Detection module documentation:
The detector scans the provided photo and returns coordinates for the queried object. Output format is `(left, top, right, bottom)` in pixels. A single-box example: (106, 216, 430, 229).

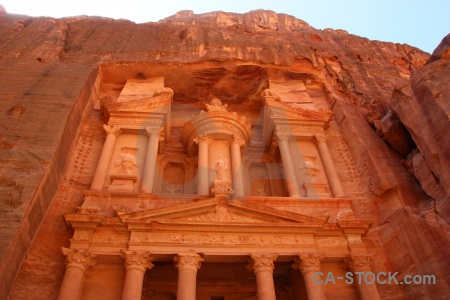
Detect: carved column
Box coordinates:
(230, 135, 245, 197)
(121, 251, 154, 300)
(275, 133, 300, 197)
(57, 248, 97, 300)
(140, 128, 162, 193)
(247, 254, 278, 300)
(91, 124, 122, 191)
(174, 253, 204, 300)
(194, 135, 211, 195)
(185, 157, 197, 194)
(293, 254, 326, 300)
(348, 254, 381, 300)
(314, 134, 345, 197)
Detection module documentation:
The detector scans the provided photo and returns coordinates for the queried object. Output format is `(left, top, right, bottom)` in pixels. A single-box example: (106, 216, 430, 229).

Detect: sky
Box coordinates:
(1, 0, 449, 53)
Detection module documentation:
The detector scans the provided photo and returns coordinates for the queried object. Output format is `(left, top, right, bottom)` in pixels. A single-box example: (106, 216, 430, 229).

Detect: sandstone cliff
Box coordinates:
(0, 9, 448, 299)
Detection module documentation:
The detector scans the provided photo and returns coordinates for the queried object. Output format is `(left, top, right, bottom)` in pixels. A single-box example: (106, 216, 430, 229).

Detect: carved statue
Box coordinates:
(253, 181, 269, 196)
(205, 98, 228, 112)
(215, 159, 230, 181)
(298, 160, 320, 176)
(164, 185, 181, 194)
(115, 153, 138, 175)
(261, 89, 281, 101)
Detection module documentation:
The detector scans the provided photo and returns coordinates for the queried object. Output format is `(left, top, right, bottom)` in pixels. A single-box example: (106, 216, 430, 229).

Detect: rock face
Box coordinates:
(0, 9, 448, 299)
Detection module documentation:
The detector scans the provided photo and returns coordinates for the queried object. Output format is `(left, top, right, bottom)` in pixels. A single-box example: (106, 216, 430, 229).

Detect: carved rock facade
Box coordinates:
(0, 9, 448, 300)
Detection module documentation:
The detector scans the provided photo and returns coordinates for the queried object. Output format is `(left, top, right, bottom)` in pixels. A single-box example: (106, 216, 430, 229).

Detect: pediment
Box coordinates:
(117, 197, 327, 225)
(265, 98, 333, 123)
(105, 88, 173, 113)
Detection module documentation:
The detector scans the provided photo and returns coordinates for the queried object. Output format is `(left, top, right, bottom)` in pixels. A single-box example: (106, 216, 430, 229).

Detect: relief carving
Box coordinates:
(205, 98, 228, 112)
(133, 232, 309, 245)
(261, 89, 281, 101)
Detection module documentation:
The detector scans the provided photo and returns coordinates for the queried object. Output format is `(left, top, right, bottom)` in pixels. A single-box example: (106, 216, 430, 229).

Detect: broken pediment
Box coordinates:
(117, 197, 327, 225)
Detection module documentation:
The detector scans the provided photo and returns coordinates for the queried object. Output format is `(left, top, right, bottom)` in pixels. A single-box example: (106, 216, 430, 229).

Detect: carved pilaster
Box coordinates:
(174, 253, 204, 273)
(61, 247, 97, 271)
(293, 254, 327, 300)
(247, 254, 278, 274)
(293, 253, 323, 274)
(121, 250, 154, 272)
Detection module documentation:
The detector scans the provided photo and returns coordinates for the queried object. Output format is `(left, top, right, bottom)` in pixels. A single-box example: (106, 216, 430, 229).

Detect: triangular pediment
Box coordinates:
(117, 197, 327, 225)
(103, 88, 173, 114)
(265, 98, 333, 122)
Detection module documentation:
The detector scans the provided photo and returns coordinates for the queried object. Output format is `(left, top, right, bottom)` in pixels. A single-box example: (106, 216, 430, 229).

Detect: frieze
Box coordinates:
(130, 232, 314, 245)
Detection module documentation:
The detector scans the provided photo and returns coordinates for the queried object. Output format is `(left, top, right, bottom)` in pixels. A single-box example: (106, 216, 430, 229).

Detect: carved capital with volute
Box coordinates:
(193, 134, 213, 145)
(61, 247, 97, 272)
(174, 253, 204, 273)
(247, 254, 278, 274)
(274, 132, 292, 142)
(347, 253, 373, 273)
(121, 250, 154, 272)
(292, 253, 323, 275)
(314, 133, 328, 143)
(103, 124, 122, 137)
(231, 134, 245, 146)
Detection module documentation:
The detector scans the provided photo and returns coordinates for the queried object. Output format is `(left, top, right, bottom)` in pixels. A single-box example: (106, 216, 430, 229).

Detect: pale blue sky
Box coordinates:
(1, 0, 449, 53)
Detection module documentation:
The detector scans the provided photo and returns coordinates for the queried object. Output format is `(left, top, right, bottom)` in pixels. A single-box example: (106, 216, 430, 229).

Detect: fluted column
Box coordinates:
(140, 128, 162, 193)
(247, 254, 278, 300)
(275, 133, 300, 197)
(121, 251, 154, 300)
(231, 135, 245, 197)
(194, 135, 211, 195)
(57, 248, 97, 300)
(293, 254, 326, 300)
(91, 124, 122, 191)
(174, 253, 204, 300)
(348, 254, 381, 300)
(315, 134, 345, 197)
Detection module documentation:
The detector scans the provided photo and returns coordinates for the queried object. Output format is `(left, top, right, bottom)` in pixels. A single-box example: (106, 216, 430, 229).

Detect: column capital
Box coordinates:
(193, 134, 213, 145)
(174, 253, 204, 272)
(314, 133, 328, 143)
(145, 127, 164, 141)
(247, 254, 278, 274)
(230, 134, 245, 146)
(293, 253, 323, 274)
(121, 250, 154, 272)
(347, 253, 373, 272)
(61, 247, 97, 272)
(274, 132, 292, 142)
(103, 124, 122, 136)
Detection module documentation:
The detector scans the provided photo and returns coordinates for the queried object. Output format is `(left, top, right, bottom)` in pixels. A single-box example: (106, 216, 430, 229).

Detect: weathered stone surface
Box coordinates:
(0, 9, 448, 300)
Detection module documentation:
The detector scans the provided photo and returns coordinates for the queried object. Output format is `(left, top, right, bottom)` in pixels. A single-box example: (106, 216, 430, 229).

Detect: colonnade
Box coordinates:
(57, 250, 380, 300)
(193, 134, 246, 197)
(90, 125, 163, 193)
(90, 124, 344, 199)
(275, 132, 345, 198)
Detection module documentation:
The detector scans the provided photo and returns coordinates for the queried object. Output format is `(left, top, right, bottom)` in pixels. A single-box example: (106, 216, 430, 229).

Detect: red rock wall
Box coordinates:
(0, 10, 448, 299)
